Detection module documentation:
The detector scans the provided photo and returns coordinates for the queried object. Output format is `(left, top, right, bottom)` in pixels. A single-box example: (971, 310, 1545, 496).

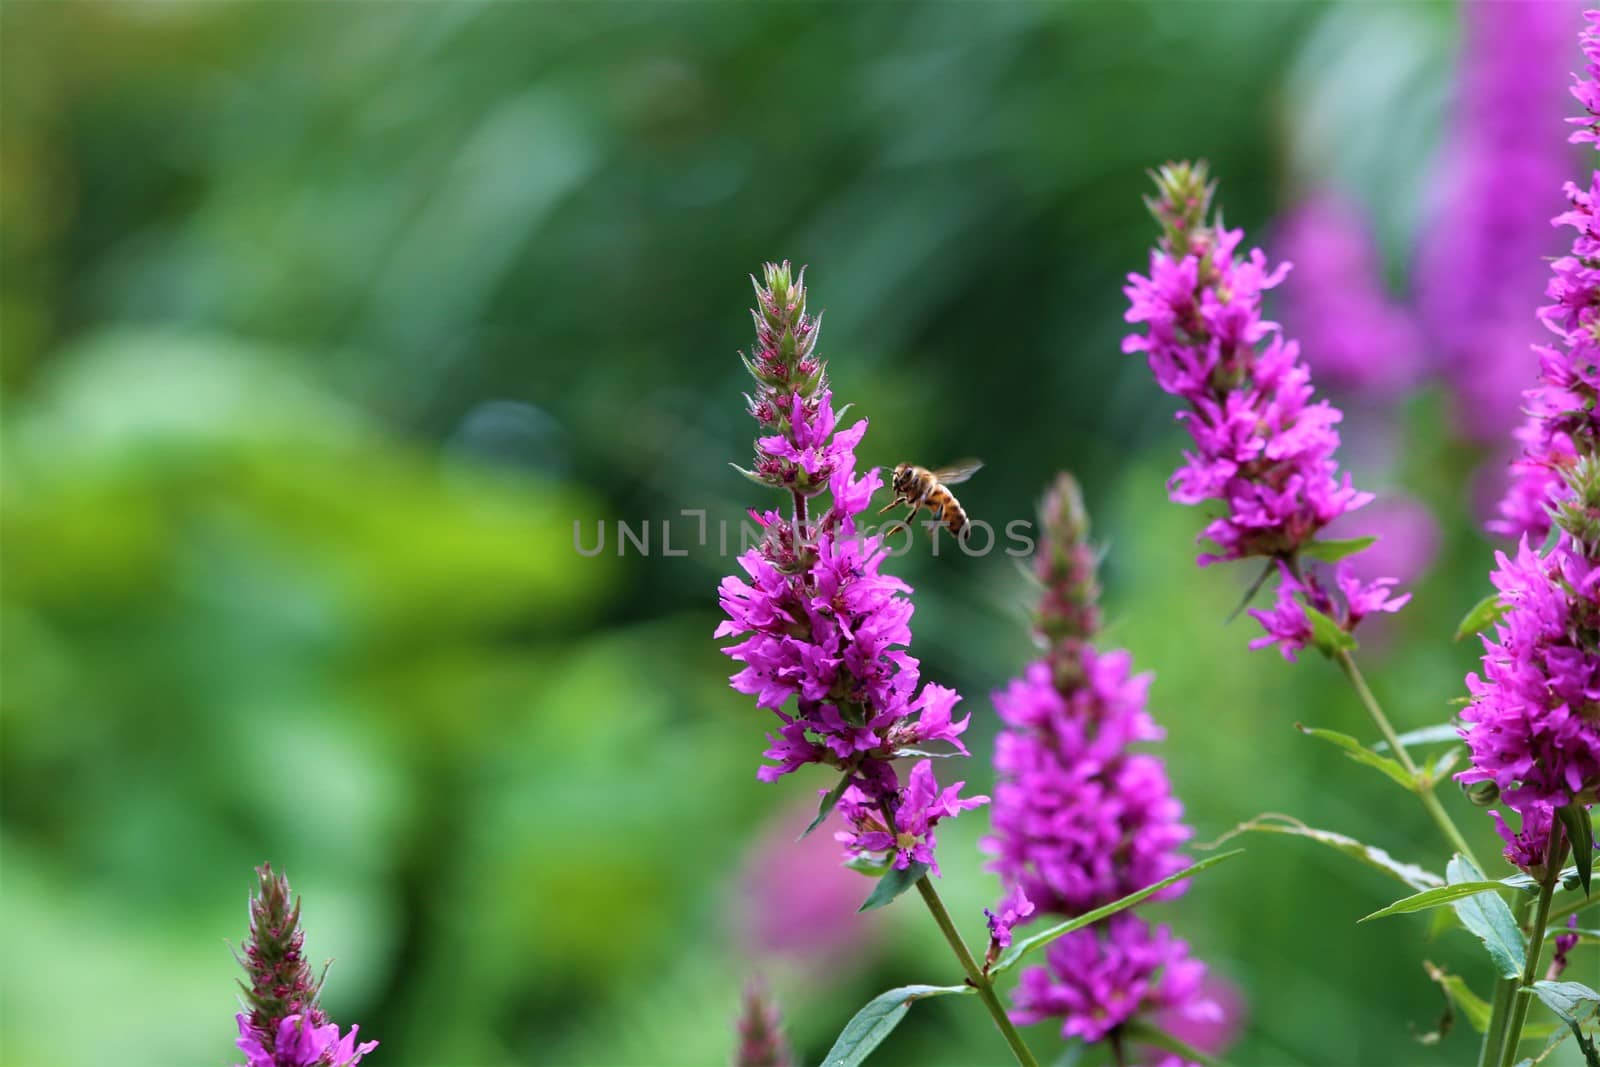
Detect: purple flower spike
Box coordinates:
(1123, 161, 1404, 655)
(985, 474, 1229, 1060)
(1419, 0, 1578, 443)
(1274, 193, 1425, 395)
(232, 865, 377, 1067)
(717, 263, 985, 874)
(1464, 16, 1600, 872)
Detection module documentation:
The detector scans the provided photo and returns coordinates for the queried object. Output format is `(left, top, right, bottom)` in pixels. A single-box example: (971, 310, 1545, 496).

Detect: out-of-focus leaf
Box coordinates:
(1373, 724, 1463, 753)
(1423, 960, 1490, 1033)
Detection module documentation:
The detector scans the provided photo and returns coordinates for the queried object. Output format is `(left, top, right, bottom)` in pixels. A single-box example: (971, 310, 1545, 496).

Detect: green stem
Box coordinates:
(913, 877, 1041, 1067)
(1497, 836, 1569, 1067)
(1332, 649, 1483, 869)
(1479, 895, 1531, 1067)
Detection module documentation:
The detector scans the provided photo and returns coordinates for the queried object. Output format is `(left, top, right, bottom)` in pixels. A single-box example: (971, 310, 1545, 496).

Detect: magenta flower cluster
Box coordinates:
(985, 475, 1224, 1063)
(1123, 162, 1408, 658)
(1459, 535, 1600, 867)
(716, 262, 985, 874)
(1495, 12, 1600, 542)
(235, 1015, 378, 1067)
(1464, 14, 1600, 872)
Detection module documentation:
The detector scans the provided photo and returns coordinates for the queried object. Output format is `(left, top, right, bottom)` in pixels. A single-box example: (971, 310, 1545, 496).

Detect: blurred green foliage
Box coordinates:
(1, 2, 1591, 1065)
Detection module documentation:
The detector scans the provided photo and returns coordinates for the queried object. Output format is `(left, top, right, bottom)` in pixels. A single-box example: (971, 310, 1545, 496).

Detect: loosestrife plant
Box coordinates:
(717, 265, 1238, 1067)
(232, 864, 378, 1067)
(986, 474, 1231, 1066)
(1116, 18, 1600, 1059)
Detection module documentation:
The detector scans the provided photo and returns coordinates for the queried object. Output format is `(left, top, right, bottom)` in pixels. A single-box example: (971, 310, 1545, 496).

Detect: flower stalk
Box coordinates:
(1497, 833, 1570, 1067)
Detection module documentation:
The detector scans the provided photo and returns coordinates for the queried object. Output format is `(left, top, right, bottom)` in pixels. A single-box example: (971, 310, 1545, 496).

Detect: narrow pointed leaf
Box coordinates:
(1456, 594, 1508, 641)
(1447, 854, 1527, 979)
(891, 747, 960, 759)
(859, 862, 928, 913)
(820, 984, 974, 1067)
(1556, 802, 1593, 897)
(990, 851, 1242, 976)
(800, 773, 853, 841)
(1297, 724, 1414, 789)
(1200, 815, 1440, 890)
(1301, 536, 1378, 563)
(1373, 724, 1464, 753)
(1360, 881, 1510, 922)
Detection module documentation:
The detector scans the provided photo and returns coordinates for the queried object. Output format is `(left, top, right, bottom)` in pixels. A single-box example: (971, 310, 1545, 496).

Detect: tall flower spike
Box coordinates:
(1461, 13, 1600, 874)
(733, 981, 795, 1067)
(716, 263, 986, 877)
(985, 475, 1228, 1063)
(233, 864, 377, 1067)
(1123, 161, 1407, 658)
(1418, 0, 1578, 444)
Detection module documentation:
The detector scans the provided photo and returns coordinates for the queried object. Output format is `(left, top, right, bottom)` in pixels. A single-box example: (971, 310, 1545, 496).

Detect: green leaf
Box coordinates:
(1556, 802, 1594, 897)
(843, 855, 890, 877)
(1198, 814, 1441, 890)
(1529, 981, 1600, 1025)
(859, 861, 928, 913)
(800, 773, 853, 841)
(1305, 604, 1357, 655)
(1456, 593, 1508, 641)
(1423, 961, 1491, 1033)
(820, 984, 975, 1067)
(1360, 881, 1511, 922)
(990, 850, 1243, 976)
(1447, 855, 1528, 980)
(1297, 723, 1414, 789)
(1373, 724, 1465, 753)
(1301, 536, 1377, 563)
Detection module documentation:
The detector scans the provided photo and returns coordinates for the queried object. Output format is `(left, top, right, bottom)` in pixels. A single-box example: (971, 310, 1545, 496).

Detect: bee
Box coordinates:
(878, 459, 984, 539)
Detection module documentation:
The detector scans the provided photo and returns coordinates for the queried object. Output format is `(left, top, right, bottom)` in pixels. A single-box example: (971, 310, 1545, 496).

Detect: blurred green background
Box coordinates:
(3, 3, 1592, 1065)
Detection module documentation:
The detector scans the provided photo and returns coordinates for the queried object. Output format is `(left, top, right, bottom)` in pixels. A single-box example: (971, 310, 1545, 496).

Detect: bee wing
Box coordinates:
(931, 458, 983, 486)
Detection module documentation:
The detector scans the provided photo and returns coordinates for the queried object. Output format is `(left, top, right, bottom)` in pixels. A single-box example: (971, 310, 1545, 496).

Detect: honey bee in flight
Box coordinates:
(878, 459, 984, 539)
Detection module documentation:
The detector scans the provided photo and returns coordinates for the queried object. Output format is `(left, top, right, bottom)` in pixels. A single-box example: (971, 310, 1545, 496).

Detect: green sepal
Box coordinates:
(800, 773, 853, 841)
(859, 861, 928, 913)
(989, 850, 1242, 976)
(1296, 723, 1414, 789)
(1300, 536, 1377, 563)
(1305, 604, 1357, 656)
(1556, 802, 1594, 897)
(730, 462, 777, 489)
(1456, 593, 1507, 641)
(819, 984, 974, 1067)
